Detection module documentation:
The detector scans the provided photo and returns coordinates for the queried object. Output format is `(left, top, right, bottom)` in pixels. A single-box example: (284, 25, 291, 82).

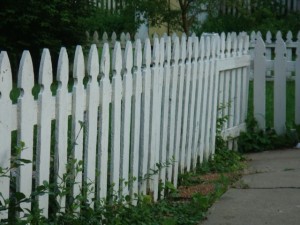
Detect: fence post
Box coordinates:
(274, 33, 287, 135)
(253, 36, 266, 130)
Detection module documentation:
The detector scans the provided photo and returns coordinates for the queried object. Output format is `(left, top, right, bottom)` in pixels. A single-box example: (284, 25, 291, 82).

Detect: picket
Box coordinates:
(159, 36, 169, 192)
(180, 34, 190, 172)
(55, 48, 69, 211)
(97, 43, 111, 200)
(84, 45, 100, 206)
(0, 52, 12, 220)
(130, 40, 142, 200)
(71, 46, 85, 205)
(36, 49, 53, 217)
(17, 51, 35, 215)
(172, 35, 182, 187)
(120, 41, 133, 197)
(111, 42, 122, 196)
(274, 34, 287, 135)
(139, 39, 151, 194)
(186, 36, 197, 171)
(0, 32, 252, 218)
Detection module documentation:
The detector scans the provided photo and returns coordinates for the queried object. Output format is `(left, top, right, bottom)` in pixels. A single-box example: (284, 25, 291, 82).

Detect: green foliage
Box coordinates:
(238, 116, 300, 153)
(194, 0, 300, 37)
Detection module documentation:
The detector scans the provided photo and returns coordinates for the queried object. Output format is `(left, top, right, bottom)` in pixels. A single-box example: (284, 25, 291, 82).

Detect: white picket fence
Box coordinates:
(249, 31, 300, 134)
(0, 32, 250, 219)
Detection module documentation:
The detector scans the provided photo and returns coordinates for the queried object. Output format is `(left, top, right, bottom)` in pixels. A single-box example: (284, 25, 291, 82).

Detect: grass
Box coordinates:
(247, 80, 296, 128)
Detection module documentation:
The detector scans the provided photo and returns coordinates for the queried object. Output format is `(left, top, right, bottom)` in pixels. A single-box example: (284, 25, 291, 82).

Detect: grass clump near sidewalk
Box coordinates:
(238, 80, 300, 153)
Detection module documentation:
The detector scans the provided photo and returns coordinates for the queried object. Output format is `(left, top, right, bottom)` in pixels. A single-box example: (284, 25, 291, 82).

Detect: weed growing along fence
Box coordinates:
(249, 31, 300, 134)
(0, 32, 250, 220)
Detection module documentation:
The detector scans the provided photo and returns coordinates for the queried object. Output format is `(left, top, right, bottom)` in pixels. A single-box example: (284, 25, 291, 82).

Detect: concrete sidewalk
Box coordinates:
(201, 149, 300, 225)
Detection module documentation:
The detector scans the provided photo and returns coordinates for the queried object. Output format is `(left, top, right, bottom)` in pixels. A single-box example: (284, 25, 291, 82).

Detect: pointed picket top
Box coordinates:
(100, 43, 110, 78)
(0, 52, 12, 98)
(153, 33, 159, 39)
(275, 34, 287, 57)
(171, 35, 180, 63)
(192, 36, 199, 60)
(87, 44, 99, 80)
(73, 46, 85, 83)
(266, 31, 272, 43)
(111, 32, 117, 45)
(257, 31, 262, 38)
(238, 35, 244, 56)
(199, 35, 205, 60)
(187, 36, 193, 61)
(102, 32, 108, 43)
(18, 51, 35, 93)
(180, 33, 187, 62)
(57, 48, 69, 86)
(93, 31, 99, 44)
(211, 35, 216, 59)
(255, 36, 266, 56)
(164, 36, 171, 64)
(276, 31, 283, 42)
(126, 32, 131, 41)
(232, 33, 238, 56)
(205, 36, 211, 59)
(134, 33, 139, 42)
(215, 35, 221, 58)
(286, 31, 293, 43)
(244, 35, 250, 54)
(159, 37, 165, 65)
(171, 33, 177, 42)
(226, 33, 232, 58)
(120, 32, 126, 48)
(112, 42, 122, 75)
(134, 39, 142, 69)
(220, 32, 226, 58)
(152, 37, 160, 66)
(124, 41, 133, 72)
(143, 38, 151, 67)
(250, 31, 256, 43)
(38, 49, 53, 88)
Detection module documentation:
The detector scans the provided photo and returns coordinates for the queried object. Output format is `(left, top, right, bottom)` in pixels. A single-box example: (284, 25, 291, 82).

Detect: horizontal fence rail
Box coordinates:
(249, 30, 300, 133)
(0, 32, 250, 220)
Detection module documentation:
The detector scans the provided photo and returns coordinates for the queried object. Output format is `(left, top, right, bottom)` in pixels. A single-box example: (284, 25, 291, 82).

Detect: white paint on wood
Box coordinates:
(111, 42, 122, 197)
(55, 48, 69, 211)
(139, 39, 151, 194)
(130, 40, 142, 200)
(36, 49, 53, 217)
(98, 43, 111, 200)
(253, 37, 266, 130)
(120, 41, 133, 197)
(84, 44, 100, 206)
(172, 36, 182, 187)
(0, 52, 12, 220)
(17, 51, 35, 215)
(274, 36, 287, 135)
